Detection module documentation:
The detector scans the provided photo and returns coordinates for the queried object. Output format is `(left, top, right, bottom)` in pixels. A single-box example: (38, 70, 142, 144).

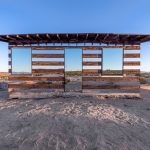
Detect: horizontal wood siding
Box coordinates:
(32, 54, 64, 58)
(123, 61, 140, 66)
(82, 85, 140, 89)
(124, 69, 140, 74)
(32, 61, 64, 66)
(9, 45, 140, 50)
(32, 69, 64, 74)
(83, 69, 101, 74)
(124, 54, 140, 58)
(83, 62, 101, 66)
(9, 83, 64, 89)
(82, 77, 139, 82)
(83, 54, 102, 58)
(9, 76, 64, 81)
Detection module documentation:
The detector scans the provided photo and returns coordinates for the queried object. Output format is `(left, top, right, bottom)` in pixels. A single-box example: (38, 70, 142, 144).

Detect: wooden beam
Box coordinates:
(82, 84, 140, 89)
(123, 61, 140, 66)
(8, 83, 64, 89)
(83, 54, 102, 58)
(32, 69, 64, 74)
(32, 61, 64, 66)
(83, 62, 101, 66)
(32, 54, 64, 58)
(124, 69, 140, 74)
(82, 76, 139, 82)
(83, 69, 101, 74)
(32, 47, 64, 50)
(124, 54, 140, 58)
(9, 45, 140, 50)
(9, 76, 64, 81)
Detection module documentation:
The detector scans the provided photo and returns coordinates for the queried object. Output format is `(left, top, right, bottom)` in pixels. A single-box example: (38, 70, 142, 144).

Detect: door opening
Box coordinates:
(65, 48, 82, 92)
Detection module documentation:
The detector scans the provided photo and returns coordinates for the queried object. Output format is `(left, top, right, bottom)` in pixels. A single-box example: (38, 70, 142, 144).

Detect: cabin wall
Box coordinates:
(8, 45, 140, 98)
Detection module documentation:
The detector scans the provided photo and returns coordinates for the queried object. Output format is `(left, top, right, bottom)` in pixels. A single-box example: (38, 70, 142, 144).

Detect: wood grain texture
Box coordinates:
(32, 47, 64, 50)
(82, 77, 139, 82)
(124, 54, 140, 58)
(124, 46, 140, 50)
(82, 69, 101, 74)
(82, 84, 140, 89)
(8, 83, 64, 89)
(32, 61, 64, 66)
(9, 45, 140, 50)
(32, 69, 64, 74)
(123, 61, 140, 66)
(9, 76, 64, 81)
(83, 54, 102, 58)
(83, 62, 101, 66)
(124, 69, 140, 74)
(32, 54, 64, 58)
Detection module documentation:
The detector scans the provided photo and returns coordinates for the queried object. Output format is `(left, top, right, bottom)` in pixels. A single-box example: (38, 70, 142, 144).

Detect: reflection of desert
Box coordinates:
(0, 74, 150, 149)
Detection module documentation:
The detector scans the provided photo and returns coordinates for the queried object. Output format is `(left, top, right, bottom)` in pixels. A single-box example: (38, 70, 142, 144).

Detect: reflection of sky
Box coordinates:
(12, 48, 31, 73)
(103, 48, 122, 70)
(65, 48, 82, 71)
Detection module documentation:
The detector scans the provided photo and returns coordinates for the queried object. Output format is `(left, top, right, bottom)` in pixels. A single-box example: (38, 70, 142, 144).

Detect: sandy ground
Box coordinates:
(0, 85, 150, 150)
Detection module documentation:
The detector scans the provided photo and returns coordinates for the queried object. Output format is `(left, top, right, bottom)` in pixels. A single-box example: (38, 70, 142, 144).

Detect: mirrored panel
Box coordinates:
(12, 48, 32, 74)
(102, 48, 123, 75)
(65, 48, 82, 92)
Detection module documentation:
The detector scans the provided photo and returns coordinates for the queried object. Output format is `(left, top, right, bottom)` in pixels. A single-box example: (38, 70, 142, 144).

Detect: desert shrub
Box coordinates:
(65, 78, 71, 83)
(140, 78, 147, 84)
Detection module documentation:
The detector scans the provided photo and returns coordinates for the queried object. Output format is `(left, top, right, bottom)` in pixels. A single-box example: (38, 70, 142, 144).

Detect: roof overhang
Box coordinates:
(0, 33, 150, 45)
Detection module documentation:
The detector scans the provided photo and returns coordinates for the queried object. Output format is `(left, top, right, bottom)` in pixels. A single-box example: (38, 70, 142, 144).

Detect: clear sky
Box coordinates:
(0, 0, 150, 72)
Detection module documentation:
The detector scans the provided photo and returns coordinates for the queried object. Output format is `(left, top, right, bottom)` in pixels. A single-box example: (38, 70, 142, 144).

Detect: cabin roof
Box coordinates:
(0, 33, 150, 45)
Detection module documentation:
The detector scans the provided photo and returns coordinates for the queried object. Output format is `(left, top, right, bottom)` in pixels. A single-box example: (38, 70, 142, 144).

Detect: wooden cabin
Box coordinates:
(0, 33, 150, 98)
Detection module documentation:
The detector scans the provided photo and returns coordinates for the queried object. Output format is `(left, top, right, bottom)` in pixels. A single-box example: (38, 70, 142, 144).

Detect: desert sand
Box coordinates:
(0, 85, 150, 150)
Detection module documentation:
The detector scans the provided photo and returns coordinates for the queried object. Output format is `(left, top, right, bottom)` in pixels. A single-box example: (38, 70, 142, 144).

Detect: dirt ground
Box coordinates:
(0, 85, 150, 150)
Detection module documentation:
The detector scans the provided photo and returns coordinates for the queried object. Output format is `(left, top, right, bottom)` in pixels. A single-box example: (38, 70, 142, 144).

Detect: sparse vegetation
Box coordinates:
(140, 77, 147, 84)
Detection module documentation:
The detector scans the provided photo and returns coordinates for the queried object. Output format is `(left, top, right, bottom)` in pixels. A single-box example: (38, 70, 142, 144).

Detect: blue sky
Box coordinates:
(0, 0, 150, 72)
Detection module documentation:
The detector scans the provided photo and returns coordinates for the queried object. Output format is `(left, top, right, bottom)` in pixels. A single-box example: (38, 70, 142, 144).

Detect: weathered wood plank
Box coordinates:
(9, 76, 64, 81)
(32, 69, 64, 74)
(124, 46, 140, 50)
(123, 61, 140, 66)
(83, 54, 102, 58)
(83, 62, 101, 66)
(83, 47, 102, 50)
(124, 54, 140, 58)
(82, 77, 139, 82)
(32, 54, 64, 58)
(124, 69, 140, 74)
(32, 47, 64, 50)
(83, 69, 101, 74)
(32, 61, 64, 66)
(8, 83, 64, 89)
(82, 84, 140, 89)
(9, 45, 140, 50)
